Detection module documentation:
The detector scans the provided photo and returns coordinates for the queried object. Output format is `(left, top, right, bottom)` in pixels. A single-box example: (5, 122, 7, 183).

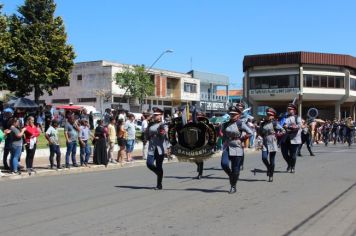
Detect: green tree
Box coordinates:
(114, 65, 155, 112)
(0, 4, 13, 90)
(6, 0, 75, 103)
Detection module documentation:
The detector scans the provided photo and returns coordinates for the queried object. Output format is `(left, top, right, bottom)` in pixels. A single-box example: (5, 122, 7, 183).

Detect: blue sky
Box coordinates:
(2, 0, 356, 88)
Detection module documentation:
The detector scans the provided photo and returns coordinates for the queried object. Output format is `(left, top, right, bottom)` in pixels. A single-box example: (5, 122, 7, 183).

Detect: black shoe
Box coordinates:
(65, 164, 70, 169)
(154, 184, 162, 190)
(73, 164, 79, 167)
(57, 166, 62, 169)
(286, 166, 290, 172)
(310, 153, 315, 156)
(195, 174, 202, 180)
(290, 168, 295, 173)
(268, 176, 273, 182)
(228, 186, 236, 194)
(297, 153, 302, 157)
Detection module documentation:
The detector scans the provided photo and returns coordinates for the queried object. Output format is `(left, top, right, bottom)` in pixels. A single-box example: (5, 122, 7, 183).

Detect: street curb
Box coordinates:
(0, 149, 259, 181)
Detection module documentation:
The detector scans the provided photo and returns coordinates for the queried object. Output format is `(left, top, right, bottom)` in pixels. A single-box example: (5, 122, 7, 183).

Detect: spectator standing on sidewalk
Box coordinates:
(79, 119, 92, 166)
(116, 119, 127, 165)
(9, 118, 26, 174)
(44, 105, 52, 132)
(0, 129, 6, 176)
(2, 110, 12, 170)
(89, 111, 94, 130)
(35, 109, 45, 132)
(93, 120, 108, 166)
(64, 115, 80, 168)
(125, 113, 136, 162)
(45, 120, 61, 169)
(107, 117, 117, 163)
(24, 116, 40, 175)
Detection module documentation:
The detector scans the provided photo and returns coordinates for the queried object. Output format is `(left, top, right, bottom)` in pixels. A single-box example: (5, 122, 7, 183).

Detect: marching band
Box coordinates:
(142, 99, 355, 194)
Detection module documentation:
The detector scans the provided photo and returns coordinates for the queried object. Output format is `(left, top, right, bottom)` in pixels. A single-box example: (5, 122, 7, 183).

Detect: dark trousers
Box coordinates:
(297, 134, 313, 156)
(195, 161, 204, 176)
(332, 130, 338, 144)
(262, 150, 276, 177)
(346, 129, 353, 146)
(25, 144, 36, 169)
(3, 147, 11, 170)
(49, 144, 61, 168)
(323, 132, 330, 146)
(281, 141, 299, 169)
(221, 148, 242, 187)
(146, 149, 164, 187)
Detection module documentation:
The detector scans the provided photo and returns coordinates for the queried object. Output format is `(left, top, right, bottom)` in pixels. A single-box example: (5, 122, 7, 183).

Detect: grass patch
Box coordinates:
(37, 128, 67, 149)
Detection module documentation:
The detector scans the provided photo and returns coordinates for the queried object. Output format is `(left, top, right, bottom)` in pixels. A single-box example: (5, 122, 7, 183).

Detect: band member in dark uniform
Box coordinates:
(280, 103, 302, 173)
(236, 102, 247, 170)
(193, 110, 211, 179)
(297, 119, 315, 156)
(331, 118, 339, 144)
(145, 107, 171, 190)
(322, 120, 332, 146)
(258, 107, 284, 182)
(345, 117, 354, 147)
(221, 106, 252, 194)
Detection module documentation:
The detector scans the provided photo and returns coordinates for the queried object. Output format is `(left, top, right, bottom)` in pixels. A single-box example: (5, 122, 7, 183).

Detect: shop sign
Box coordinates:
(249, 88, 299, 95)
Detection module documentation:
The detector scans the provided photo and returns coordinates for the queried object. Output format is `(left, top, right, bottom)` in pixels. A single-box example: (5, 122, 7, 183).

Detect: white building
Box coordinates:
(35, 60, 201, 115)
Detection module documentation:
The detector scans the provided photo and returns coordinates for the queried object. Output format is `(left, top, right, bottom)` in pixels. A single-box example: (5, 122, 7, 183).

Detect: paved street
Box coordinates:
(0, 144, 356, 236)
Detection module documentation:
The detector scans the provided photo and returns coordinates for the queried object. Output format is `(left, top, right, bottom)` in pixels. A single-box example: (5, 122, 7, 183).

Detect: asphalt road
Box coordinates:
(1, 144, 356, 236)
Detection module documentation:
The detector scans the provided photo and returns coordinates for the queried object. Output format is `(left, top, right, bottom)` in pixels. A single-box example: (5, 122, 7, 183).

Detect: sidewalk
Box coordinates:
(0, 145, 258, 181)
(0, 141, 146, 180)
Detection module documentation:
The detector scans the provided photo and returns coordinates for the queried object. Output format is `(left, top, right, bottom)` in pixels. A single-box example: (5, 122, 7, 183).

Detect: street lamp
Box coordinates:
(147, 49, 174, 72)
(144, 49, 173, 112)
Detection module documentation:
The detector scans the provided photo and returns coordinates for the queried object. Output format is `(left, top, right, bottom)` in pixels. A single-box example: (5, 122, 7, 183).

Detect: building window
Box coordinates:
(335, 76, 344, 88)
(184, 83, 197, 93)
(351, 78, 356, 91)
(328, 76, 335, 88)
(52, 99, 70, 104)
(153, 100, 157, 105)
(77, 98, 96, 103)
(312, 75, 320, 87)
(250, 75, 299, 89)
(303, 75, 344, 88)
(77, 74, 82, 80)
(320, 76, 327, 88)
(304, 75, 312, 87)
(113, 97, 127, 103)
(163, 101, 172, 106)
(158, 100, 163, 105)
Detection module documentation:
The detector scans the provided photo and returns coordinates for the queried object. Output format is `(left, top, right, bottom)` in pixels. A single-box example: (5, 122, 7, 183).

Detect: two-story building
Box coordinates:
(33, 61, 202, 115)
(243, 52, 356, 120)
